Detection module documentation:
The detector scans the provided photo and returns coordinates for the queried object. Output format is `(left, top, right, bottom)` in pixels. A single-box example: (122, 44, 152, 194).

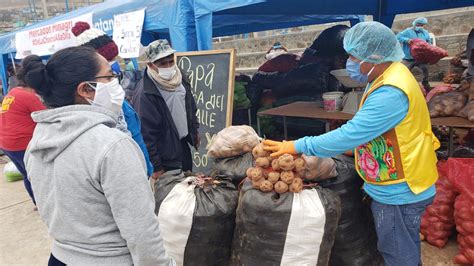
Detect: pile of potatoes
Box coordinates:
(246, 143, 307, 194)
(428, 91, 467, 118)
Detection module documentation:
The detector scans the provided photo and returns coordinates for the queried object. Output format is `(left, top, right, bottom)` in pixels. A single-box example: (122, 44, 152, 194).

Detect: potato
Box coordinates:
(249, 167, 263, 181)
(252, 178, 264, 189)
(266, 156, 274, 163)
(252, 143, 269, 158)
(441, 99, 450, 106)
(246, 167, 254, 178)
(294, 158, 306, 173)
(271, 159, 280, 171)
(256, 157, 270, 168)
(289, 178, 303, 193)
(280, 171, 295, 184)
(433, 103, 444, 111)
(278, 154, 295, 171)
(274, 181, 289, 194)
(444, 106, 455, 116)
(259, 180, 273, 192)
(262, 168, 271, 178)
(430, 110, 439, 118)
(468, 108, 474, 122)
(294, 173, 303, 181)
(453, 101, 465, 110)
(268, 172, 280, 184)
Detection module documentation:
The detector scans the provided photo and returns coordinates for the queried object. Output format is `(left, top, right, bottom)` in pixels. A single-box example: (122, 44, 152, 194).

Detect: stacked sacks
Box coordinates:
(230, 144, 342, 265)
(209, 126, 260, 186)
(230, 178, 341, 265)
(212, 153, 254, 187)
(420, 161, 458, 248)
(446, 158, 474, 264)
(428, 91, 468, 118)
(154, 170, 239, 265)
(318, 155, 383, 266)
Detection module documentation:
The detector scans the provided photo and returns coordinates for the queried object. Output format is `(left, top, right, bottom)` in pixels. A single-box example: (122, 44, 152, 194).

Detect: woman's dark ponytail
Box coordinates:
(20, 46, 100, 108)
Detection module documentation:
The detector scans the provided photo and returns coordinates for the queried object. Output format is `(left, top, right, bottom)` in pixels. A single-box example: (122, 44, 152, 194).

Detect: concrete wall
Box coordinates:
(215, 9, 473, 55)
(214, 29, 325, 54)
(392, 10, 474, 36)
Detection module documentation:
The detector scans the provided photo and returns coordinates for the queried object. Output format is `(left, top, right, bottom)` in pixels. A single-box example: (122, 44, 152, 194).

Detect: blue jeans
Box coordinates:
(2, 149, 36, 205)
(371, 197, 434, 266)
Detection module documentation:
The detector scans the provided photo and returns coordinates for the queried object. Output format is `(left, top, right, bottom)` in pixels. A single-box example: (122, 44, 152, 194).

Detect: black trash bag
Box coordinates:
(245, 82, 264, 125)
(230, 181, 341, 266)
(252, 62, 332, 98)
(235, 74, 252, 83)
(307, 25, 350, 57)
(212, 153, 254, 187)
(317, 155, 383, 266)
(155, 170, 239, 266)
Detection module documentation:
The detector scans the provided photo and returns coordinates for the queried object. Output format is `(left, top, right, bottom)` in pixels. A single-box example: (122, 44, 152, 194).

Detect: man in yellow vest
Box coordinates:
(264, 21, 439, 266)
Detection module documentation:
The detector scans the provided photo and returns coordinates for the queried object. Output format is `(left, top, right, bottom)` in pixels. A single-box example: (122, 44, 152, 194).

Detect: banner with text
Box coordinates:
(113, 9, 145, 58)
(15, 13, 92, 59)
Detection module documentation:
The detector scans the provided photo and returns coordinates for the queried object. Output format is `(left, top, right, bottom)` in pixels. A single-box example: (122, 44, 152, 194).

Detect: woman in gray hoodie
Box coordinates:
(23, 46, 175, 266)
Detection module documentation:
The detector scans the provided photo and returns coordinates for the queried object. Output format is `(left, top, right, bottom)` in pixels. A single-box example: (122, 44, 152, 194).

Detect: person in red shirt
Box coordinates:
(0, 55, 46, 206)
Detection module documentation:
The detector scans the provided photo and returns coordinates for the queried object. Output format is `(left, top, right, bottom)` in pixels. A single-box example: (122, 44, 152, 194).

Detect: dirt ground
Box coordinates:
(0, 156, 462, 265)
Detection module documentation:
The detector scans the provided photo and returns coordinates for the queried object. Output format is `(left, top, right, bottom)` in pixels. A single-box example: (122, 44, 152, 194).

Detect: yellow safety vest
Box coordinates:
(354, 62, 439, 194)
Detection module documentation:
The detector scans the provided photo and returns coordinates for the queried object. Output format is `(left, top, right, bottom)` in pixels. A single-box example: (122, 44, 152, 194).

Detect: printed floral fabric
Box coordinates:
(357, 136, 399, 182)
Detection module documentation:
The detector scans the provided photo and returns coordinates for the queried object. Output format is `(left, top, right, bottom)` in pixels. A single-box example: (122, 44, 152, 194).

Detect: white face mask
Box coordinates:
(87, 78, 125, 114)
(157, 66, 176, 80)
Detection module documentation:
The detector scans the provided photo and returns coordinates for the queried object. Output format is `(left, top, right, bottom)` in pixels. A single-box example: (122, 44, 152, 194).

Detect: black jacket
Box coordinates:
(132, 69, 199, 171)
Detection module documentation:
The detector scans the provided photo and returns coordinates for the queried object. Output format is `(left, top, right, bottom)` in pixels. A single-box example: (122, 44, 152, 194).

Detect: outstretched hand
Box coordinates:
(263, 139, 297, 157)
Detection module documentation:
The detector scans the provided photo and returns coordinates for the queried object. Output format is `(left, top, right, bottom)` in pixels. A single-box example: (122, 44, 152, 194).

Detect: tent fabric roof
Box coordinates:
(1, 0, 472, 54)
(0, 0, 195, 54)
(191, 0, 473, 49)
(211, 15, 363, 37)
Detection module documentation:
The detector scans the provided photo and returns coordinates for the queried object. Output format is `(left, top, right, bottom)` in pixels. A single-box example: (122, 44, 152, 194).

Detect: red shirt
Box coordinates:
(0, 88, 46, 151)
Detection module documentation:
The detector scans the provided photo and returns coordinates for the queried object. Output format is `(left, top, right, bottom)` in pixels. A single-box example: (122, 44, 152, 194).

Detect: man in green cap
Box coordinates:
(132, 39, 199, 180)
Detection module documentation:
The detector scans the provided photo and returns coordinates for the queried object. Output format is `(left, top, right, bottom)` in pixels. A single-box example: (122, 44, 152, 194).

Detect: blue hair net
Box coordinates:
(412, 17, 428, 26)
(343, 21, 405, 64)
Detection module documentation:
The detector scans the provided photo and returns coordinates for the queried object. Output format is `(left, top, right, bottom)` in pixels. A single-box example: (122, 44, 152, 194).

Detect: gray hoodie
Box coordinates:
(25, 105, 175, 266)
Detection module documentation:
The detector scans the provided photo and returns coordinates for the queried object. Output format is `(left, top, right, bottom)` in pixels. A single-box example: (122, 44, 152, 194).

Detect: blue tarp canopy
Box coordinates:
(0, 0, 197, 94)
(192, 0, 473, 49)
(193, 0, 362, 49)
(0, 0, 196, 55)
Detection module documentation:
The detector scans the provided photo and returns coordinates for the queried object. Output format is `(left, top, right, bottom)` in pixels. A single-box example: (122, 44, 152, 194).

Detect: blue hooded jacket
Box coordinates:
(397, 27, 432, 60)
(122, 100, 154, 177)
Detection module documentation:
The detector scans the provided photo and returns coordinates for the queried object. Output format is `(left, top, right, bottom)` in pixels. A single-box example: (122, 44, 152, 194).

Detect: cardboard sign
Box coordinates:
(15, 13, 92, 59)
(113, 9, 145, 58)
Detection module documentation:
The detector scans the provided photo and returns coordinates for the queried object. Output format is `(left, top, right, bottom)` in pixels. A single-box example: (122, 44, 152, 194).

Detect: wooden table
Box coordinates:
(257, 101, 474, 156)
